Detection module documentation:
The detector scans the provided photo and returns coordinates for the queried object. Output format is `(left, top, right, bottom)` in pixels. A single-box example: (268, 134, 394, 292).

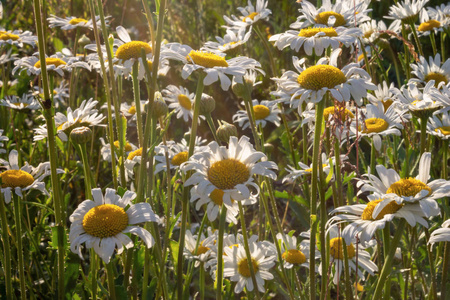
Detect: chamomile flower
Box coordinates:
(33, 80, 69, 108)
(386, 0, 429, 35)
(203, 26, 251, 56)
(0, 129, 8, 154)
(47, 15, 104, 30)
(223, 0, 271, 29)
(417, 17, 444, 36)
(283, 153, 336, 183)
(0, 28, 37, 47)
(69, 188, 159, 263)
(100, 138, 137, 162)
(13, 52, 90, 76)
(269, 25, 361, 56)
(124, 148, 145, 181)
(427, 111, 450, 139)
(233, 99, 280, 130)
(367, 81, 398, 112)
(428, 219, 450, 244)
(183, 136, 277, 206)
(0, 93, 40, 110)
(301, 104, 355, 126)
(162, 85, 196, 122)
(184, 229, 216, 268)
(276, 233, 310, 269)
(357, 152, 448, 218)
(223, 241, 276, 294)
(426, 4, 450, 29)
(0, 150, 56, 204)
(410, 54, 450, 88)
(359, 20, 388, 44)
(273, 49, 376, 106)
(164, 43, 262, 90)
(393, 81, 443, 116)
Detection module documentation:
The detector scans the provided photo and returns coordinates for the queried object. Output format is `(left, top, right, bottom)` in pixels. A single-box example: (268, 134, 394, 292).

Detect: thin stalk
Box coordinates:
(401, 23, 411, 79)
(90, 249, 97, 300)
(372, 219, 406, 300)
(429, 33, 437, 56)
(424, 229, 438, 300)
(409, 21, 424, 56)
(441, 31, 446, 61)
(333, 139, 343, 207)
(370, 139, 376, 173)
(79, 143, 93, 199)
(383, 225, 391, 299)
(242, 86, 262, 150)
(32, 0, 65, 298)
(131, 63, 144, 146)
(342, 239, 353, 300)
(279, 104, 298, 166)
(216, 205, 227, 300)
(106, 261, 117, 300)
(442, 140, 449, 300)
(388, 45, 403, 87)
(309, 98, 325, 300)
(254, 25, 277, 76)
(318, 157, 328, 299)
(238, 202, 261, 299)
(13, 194, 26, 300)
(200, 262, 205, 300)
(0, 194, 12, 300)
(420, 116, 428, 155)
(205, 113, 219, 142)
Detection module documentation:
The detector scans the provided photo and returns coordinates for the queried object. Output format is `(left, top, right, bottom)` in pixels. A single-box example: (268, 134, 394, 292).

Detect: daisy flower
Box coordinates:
(272, 49, 376, 106)
(0, 28, 37, 47)
(0, 93, 40, 110)
(183, 228, 216, 268)
(276, 233, 311, 269)
(223, 0, 271, 29)
(47, 15, 103, 30)
(410, 54, 450, 88)
(393, 81, 443, 117)
(357, 152, 448, 218)
(233, 99, 281, 130)
(0, 49, 18, 66)
(124, 147, 145, 181)
(427, 111, 450, 139)
(0, 129, 8, 154)
(162, 85, 196, 122)
(321, 225, 378, 285)
(282, 153, 337, 183)
(301, 104, 355, 126)
(385, 0, 429, 35)
(203, 26, 251, 56)
(100, 138, 137, 162)
(269, 25, 361, 56)
(426, 4, 450, 29)
(428, 219, 450, 244)
(182, 136, 277, 206)
(367, 81, 398, 112)
(13, 52, 90, 76)
(359, 20, 388, 44)
(120, 101, 147, 122)
(223, 241, 276, 294)
(69, 188, 159, 263)
(164, 43, 261, 90)
(0, 150, 57, 204)
(33, 80, 69, 108)
(417, 16, 444, 36)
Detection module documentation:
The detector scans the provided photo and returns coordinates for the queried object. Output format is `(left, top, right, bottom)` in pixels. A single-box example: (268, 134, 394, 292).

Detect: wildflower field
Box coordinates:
(1, 0, 450, 298)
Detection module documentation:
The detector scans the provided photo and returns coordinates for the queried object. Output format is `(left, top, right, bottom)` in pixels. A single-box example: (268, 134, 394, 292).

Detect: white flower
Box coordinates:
(426, 4, 450, 29)
(276, 233, 311, 269)
(0, 129, 8, 154)
(33, 80, 69, 108)
(410, 54, 450, 88)
(427, 111, 450, 139)
(162, 85, 196, 122)
(0, 28, 37, 47)
(182, 136, 277, 206)
(100, 138, 137, 162)
(385, 0, 429, 35)
(223, 0, 271, 29)
(183, 228, 216, 268)
(428, 219, 450, 244)
(359, 20, 387, 44)
(233, 99, 280, 130)
(283, 152, 336, 183)
(0, 93, 40, 110)
(120, 101, 147, 123)
(124, 148, 145, 181)
(367, 81, 398, 112)
(202, 26, 251, 55)
(69, 188, 159, 263)
(47, 15, 104, 30)
(393, 81, 443, 113)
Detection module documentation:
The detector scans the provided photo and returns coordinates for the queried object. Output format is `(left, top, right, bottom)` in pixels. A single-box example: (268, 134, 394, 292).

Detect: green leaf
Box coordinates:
(64, 252, 81, 299)
(170, 240, 179, 272)
(53, 37, 64, 52)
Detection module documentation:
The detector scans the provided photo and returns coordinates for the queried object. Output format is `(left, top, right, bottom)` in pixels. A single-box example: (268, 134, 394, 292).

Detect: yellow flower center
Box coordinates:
(330, 237, 355, 260)
(210, 189, 224, 206)
(282, 249, 306, 264)
(362, 118, 389, 133)
(113, 141, 133, 152)
(305, 164, 328, 173)
(127, 148, 142, 160)
(363, 29, 375, 39)
(116, 41, 152, 61)
(186, 50, 229, 68)
(147, 60, 153, 70)
(171, 151, 188, 166)
(0, 170, 34, 188)
(57, 119, 91, 134)
(208, 159, 250, 190)
(435, 126, 450, 135)
(361, 199, 403, 220)
(194, 243, 210, 255)
(323, 106, 354, 120)
(315, 11, 346, 27)
(386, 178, 432, 197)
(297, 65, 347, 90)
(243, 12, 259, 22)
(69, 18, 88, 25)
(253, 105, 271, 120)
(177, 94, 192, 110)
(12, 103, 29, 108)
(0, 32, 20, 41)
(298, 27, 338, 37)
(82, 204, 129, 238)
(382, 99, 393, 111)
(424, 72, 448, 86)
(128, 106, 136, 115)
(237, 258, 259, 277)
(223, 41, 237, 49)
(418, 20, 441, 32)
(34, 58, 67, 69)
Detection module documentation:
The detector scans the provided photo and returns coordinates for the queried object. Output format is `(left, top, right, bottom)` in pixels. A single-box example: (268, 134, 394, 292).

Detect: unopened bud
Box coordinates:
(151, 97, 168, 119)
(232, 77, 254, 99)
(199, 93, 215, 115)
(70, 126, 92, 144)
(78, 34, 91, 48)
(216, 121, 238, 143)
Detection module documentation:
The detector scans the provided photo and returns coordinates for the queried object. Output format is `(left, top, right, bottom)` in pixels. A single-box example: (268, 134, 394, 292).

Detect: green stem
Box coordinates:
(401, 23, 411, 80)
(372, 219, 406, 300)
(200, 262, 205, 300)
(13, 194, 26, 300)
(254, 25, 277, 76)
(383, 225, 391, 299)
(333, 139, 343, 207)
(424, 229, 438, 300)
(370, 139, 376, 173)
(90, 249, 97, 300)
(0, 194, 12, 300)
(106, 261, 117, 300)
(388, 45, 403, 87)
(409, 21, 424, 57)
(441, 243, 450, 300)
(79, 143, 93, 199)
(441, 31, 446, 61)
(342, 239, 353, 300)
(205, 113, 219, 142)
(318, 156, 328, 299)
(132, 63, 144, 146)
(279, 104, 298, 166)
(216, 205, 227, 300)
(429, 33, 437, 56)
(420, 116, 428, 155)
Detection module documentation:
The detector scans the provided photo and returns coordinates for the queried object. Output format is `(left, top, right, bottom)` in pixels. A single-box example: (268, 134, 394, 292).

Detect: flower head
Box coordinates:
(47, 15, 104, 30)
(0, 28, 37, 47)
(233, 99, 281, 130)
(0, 93, 40, 111)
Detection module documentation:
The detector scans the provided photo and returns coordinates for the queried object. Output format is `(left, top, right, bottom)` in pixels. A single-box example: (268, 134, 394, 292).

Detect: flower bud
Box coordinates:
(216, 121, 238, 143)
(70, 126, 92, 144)
(78, 34, 91, 48)
(199, 93, 215, 115)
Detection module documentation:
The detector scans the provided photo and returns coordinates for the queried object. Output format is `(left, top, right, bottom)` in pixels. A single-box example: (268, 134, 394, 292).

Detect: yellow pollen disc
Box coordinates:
(177, 94, 192, 110)
(69, 18, 88, 25)
(237, 258, 259, 277)
(0, 32, 20, 41)
(208, 159, 250, 190)
(147, 60, 153, 70)
(424, 72, 448, 86)
(305, 164, 328, 173)
(298, 27, 338, 37)
(194, 243, 210, 255)
(223, 41, 237, 48)
(116, 41, 152, 60)
(127, 148, 142, 160)
(297, 65, 347, 90)
(57, 119, 90, 134)
(363, 29, 375, 39)
(315, 11, 346, 27)
(186, 50, 229, 68)
(171, 151, 188, 166)
(418, 20, 441, 32)
(34, 58, 67, 69)
(386, 178, 432, 197)
(210, 189, 224, 206)
(330, 237, 355, 260)
(361, 199, 403, 220)
(282, 249, 306, 264)
(253, 105, 271, 120)
(357, 53, 365, 62)
(243, 12, 259, 22)
(128, 106, 136, 115)
(435, 126, 450, 135)
(382, 99, 393, 111)
(82, 204, 129, 238)
(362, 118, 389, 133)
(113, 141, 133, 152)
(0, 170, 34, 188)
(323, 106, 354, 120)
